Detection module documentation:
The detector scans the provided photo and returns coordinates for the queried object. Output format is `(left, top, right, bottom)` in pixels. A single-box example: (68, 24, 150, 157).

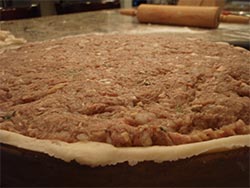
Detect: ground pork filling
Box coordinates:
(0, 34, 250, 147)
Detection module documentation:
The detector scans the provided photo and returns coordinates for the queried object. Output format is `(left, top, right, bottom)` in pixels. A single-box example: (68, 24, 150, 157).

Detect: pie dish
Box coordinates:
(0, 33, 249, 186)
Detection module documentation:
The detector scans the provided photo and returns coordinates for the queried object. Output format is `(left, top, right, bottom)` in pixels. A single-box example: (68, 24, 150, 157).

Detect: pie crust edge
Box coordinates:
(0, 129, 249, 167)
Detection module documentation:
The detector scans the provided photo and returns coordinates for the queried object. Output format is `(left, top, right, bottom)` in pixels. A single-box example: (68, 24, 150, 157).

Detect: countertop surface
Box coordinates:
(0, 9, 249, 43)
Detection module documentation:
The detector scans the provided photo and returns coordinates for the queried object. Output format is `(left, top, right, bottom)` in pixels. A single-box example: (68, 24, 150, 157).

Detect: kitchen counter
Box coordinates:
(0, 9, 249, 44)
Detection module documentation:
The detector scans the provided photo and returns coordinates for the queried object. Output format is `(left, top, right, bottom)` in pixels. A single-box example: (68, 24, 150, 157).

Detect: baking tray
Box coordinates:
(1, 144, 249, 187)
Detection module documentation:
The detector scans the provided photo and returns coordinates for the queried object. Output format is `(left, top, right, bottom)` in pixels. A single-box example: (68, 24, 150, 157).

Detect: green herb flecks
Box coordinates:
(1, 111, 16, 121)
(160, 126, 167, 132)
(137, 79, 152, 86)
(175, 105, 183, 113)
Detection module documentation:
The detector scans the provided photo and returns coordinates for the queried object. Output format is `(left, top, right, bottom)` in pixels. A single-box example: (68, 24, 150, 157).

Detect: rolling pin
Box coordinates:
(119, 4, 221, 28)
(220, 14, 250, 24)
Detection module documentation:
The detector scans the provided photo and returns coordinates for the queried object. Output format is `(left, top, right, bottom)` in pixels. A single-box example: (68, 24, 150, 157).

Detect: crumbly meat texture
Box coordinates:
(0, 34, 249, 147)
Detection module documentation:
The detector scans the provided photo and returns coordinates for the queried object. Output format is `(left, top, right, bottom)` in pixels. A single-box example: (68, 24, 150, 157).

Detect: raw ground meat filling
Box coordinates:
(0, 34, 249, 147)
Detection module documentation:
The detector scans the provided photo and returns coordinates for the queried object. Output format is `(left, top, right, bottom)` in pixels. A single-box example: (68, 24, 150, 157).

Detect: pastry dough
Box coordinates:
(0, 130, 249, 167)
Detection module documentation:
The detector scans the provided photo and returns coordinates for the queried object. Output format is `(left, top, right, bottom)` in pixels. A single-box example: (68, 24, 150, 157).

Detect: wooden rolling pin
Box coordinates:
(178, 0, 225, 7)
(120, 4, 221, 28)
(220, 14, 250, 24)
